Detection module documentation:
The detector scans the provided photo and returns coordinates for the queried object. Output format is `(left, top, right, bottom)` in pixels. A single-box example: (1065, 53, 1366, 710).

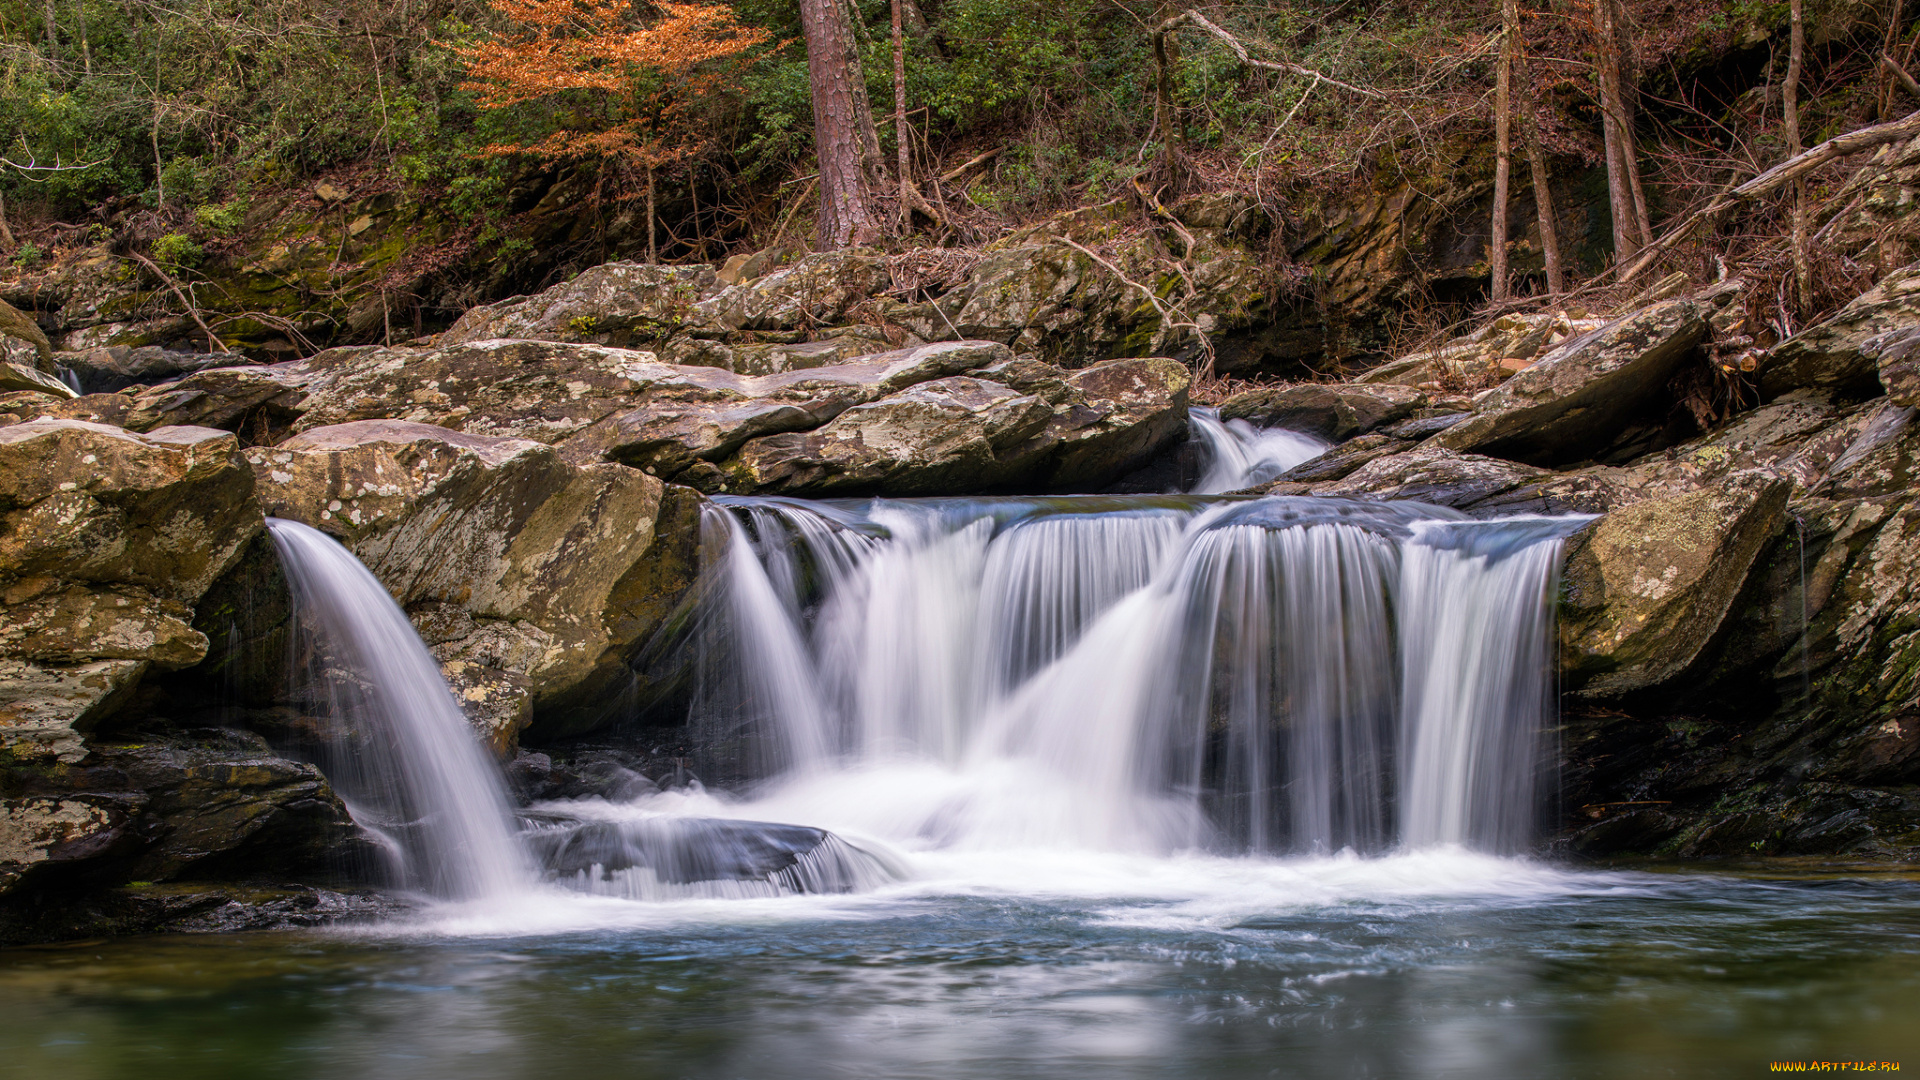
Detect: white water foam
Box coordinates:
(1188, 406, 1329, 492)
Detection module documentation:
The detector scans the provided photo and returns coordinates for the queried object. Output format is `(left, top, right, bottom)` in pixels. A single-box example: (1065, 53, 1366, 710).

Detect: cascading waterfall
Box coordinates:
(268, 518, 532, 901)
(268, 517, 896, 903)
(1188, 406, 1329, 493)
(694, 495, 1589, 855)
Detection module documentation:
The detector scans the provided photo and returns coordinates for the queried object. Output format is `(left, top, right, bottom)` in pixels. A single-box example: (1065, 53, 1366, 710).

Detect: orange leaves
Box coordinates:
(455, 0, 767, 168)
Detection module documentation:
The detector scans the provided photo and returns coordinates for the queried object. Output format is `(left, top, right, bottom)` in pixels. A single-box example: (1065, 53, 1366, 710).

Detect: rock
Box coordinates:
(0, 420, 260, 765)
(1868, 324, 1920, 407)
(288, 339, 658, 444)
(1432, 292, 1719, 465)
(0, 361, 76, 399)
(1558, 472, 1790, 696)
(123, 364, 308, 436)
(657, 326, 903, 375)
(557, 340, 1011, 486)
(0, 658, 148, 764)
(1271, 433, 1414, 484)
(1218, 383, 1424, 442)
(1357, 311, 1609, 389)
(1756, 264, 1920, 401)
(724, 356, 1190, 496)
(249, 419, 703, 739)
(440, 263, 722, 348)
(0, 390, 134, 429)
(1311, 445, 1552, 509)
(690, 250, 891, 333)
(0, 728, 364, 905)
(62, 346, 245, 394)
(0, 421, 262, 600)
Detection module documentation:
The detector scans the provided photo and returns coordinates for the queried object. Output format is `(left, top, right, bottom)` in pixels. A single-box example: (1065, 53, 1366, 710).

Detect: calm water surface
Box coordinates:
(2, 854, 1916, 1080)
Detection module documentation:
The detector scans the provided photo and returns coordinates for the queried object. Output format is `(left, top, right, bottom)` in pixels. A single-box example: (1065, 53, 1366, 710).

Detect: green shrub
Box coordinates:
(152, 233, 204, 268)
(10, 242, 43, 267)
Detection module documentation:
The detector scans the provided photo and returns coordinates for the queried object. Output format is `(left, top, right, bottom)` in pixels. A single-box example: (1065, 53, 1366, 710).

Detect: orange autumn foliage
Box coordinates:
(456, 0, 768, 174)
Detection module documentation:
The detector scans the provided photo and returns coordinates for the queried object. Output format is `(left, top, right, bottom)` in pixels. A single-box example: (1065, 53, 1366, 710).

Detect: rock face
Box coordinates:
(248, 420, 703, 743)
(441, 263, 722, 347)
(0, 421, 364, 913)
(725, 357, 1190, 496)
(0, 421, 260, 765)
(1558, 473, 1791, 696)
(1219, 383, 1425, 442)
(1432, 293, 1718, 465)
(1755, 264, 1920, 401)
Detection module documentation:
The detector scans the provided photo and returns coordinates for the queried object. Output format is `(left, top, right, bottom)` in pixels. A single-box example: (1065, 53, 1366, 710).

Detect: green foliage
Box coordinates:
(152, 232, 204, 267)
(192, 200, 246, 236)
(10, 242, 43, 266)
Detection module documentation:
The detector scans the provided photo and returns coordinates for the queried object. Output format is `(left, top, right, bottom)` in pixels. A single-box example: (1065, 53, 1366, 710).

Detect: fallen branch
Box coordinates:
(937, 146, 1002, 184)
(126, 251, 228, 355)
(1883, 54, 1920, 101)
(1618, 108, 1920, 282)
(1154, 11, 1395, 102)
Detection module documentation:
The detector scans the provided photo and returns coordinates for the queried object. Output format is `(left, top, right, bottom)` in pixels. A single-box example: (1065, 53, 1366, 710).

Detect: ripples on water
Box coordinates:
(2, 854, 1918, 1080)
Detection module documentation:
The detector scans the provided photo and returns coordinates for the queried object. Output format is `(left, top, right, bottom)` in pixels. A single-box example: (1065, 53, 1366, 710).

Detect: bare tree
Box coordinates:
(1490, 0, 1517, 300)
(801, 0, 883, 248)
(892, 0, 911, 232)
(1785, 0, 1811, 312)
(1594, 0, 1649, 263)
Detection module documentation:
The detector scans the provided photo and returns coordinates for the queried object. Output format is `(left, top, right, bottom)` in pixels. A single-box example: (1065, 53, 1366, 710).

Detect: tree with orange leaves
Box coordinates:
(456, 0, 768, 260)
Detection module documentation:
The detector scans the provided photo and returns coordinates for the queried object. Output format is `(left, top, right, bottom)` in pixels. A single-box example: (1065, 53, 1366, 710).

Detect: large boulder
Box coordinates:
(555, 340, 1012, 488)
(1432, 292, 1720, 465)
(0, 421, 261, 765)
(1308, 445, 1552, 510)
(723, 357, 1190, 496)
(249, 420, 703, 742)
(690, 251, 892, 333)
(1218, 383, 1425, 442)
(441, 263, 722, 348)
(1558, 472, 1791, 697)
(1755, 264, 1920, 401)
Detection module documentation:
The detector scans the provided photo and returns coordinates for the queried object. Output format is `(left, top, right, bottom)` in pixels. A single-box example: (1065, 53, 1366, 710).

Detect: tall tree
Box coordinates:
(1786, 0, 1811, 312)
(802, 0, 884, 247)
(891, 0, 911, 231)
(458, 0, 768, 255)
(1490, 0, 1517, 301)
(1594, 0, 1649, 264)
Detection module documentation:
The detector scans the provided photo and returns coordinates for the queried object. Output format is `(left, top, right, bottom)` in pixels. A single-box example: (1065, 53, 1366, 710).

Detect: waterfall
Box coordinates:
(1188, 407, 1329, 493)
(694, 495, 1589, 855)
(267, 518, 533, 901)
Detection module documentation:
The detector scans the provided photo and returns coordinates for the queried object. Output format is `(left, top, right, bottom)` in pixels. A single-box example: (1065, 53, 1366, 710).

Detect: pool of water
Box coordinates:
(2, 853, 1916, 1080)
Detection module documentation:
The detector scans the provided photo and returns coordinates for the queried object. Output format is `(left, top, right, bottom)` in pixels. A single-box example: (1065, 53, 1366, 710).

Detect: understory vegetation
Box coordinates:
(1, 0, 1915, 344)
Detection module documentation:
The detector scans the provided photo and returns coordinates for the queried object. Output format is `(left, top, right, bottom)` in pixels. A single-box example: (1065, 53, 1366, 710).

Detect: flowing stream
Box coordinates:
(7, 436, 1912, 1077)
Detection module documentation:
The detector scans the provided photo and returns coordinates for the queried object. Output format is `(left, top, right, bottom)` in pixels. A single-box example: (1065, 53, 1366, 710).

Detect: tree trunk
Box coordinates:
(1594, 0, 1644, 264)
(892, 0, 912, 232)
(1786, 0, 1810, 313)
(1524, 115, 1566, 294)
(43, 0, 57, 64)
(646, 164, 658, 264)
(0, 190, 15, 253)
(1882, 0, 1908, 118)
(802, 0, 882, 248)
(1490, 0, 1517, 301)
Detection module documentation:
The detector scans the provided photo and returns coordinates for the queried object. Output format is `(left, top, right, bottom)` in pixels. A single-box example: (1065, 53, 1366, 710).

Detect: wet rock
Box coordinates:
(1432, 293, 1721, 465)
(62, 346, 245, 394)
(1271, 433, 1415, 484)
(0, 361, 76, 399)
(1755, 264, 1920, 401)
(248, 419, 703, 740)
(1311, 445, 1552, 509)
(441, 263, 722, 348)
(1558, 472, 1790, 697)
(1218, 383, 1424, 442)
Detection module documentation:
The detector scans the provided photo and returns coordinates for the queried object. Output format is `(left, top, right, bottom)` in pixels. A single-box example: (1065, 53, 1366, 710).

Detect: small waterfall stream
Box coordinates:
(695, 495, 1589, 855)
(268, 518, 533, 901)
